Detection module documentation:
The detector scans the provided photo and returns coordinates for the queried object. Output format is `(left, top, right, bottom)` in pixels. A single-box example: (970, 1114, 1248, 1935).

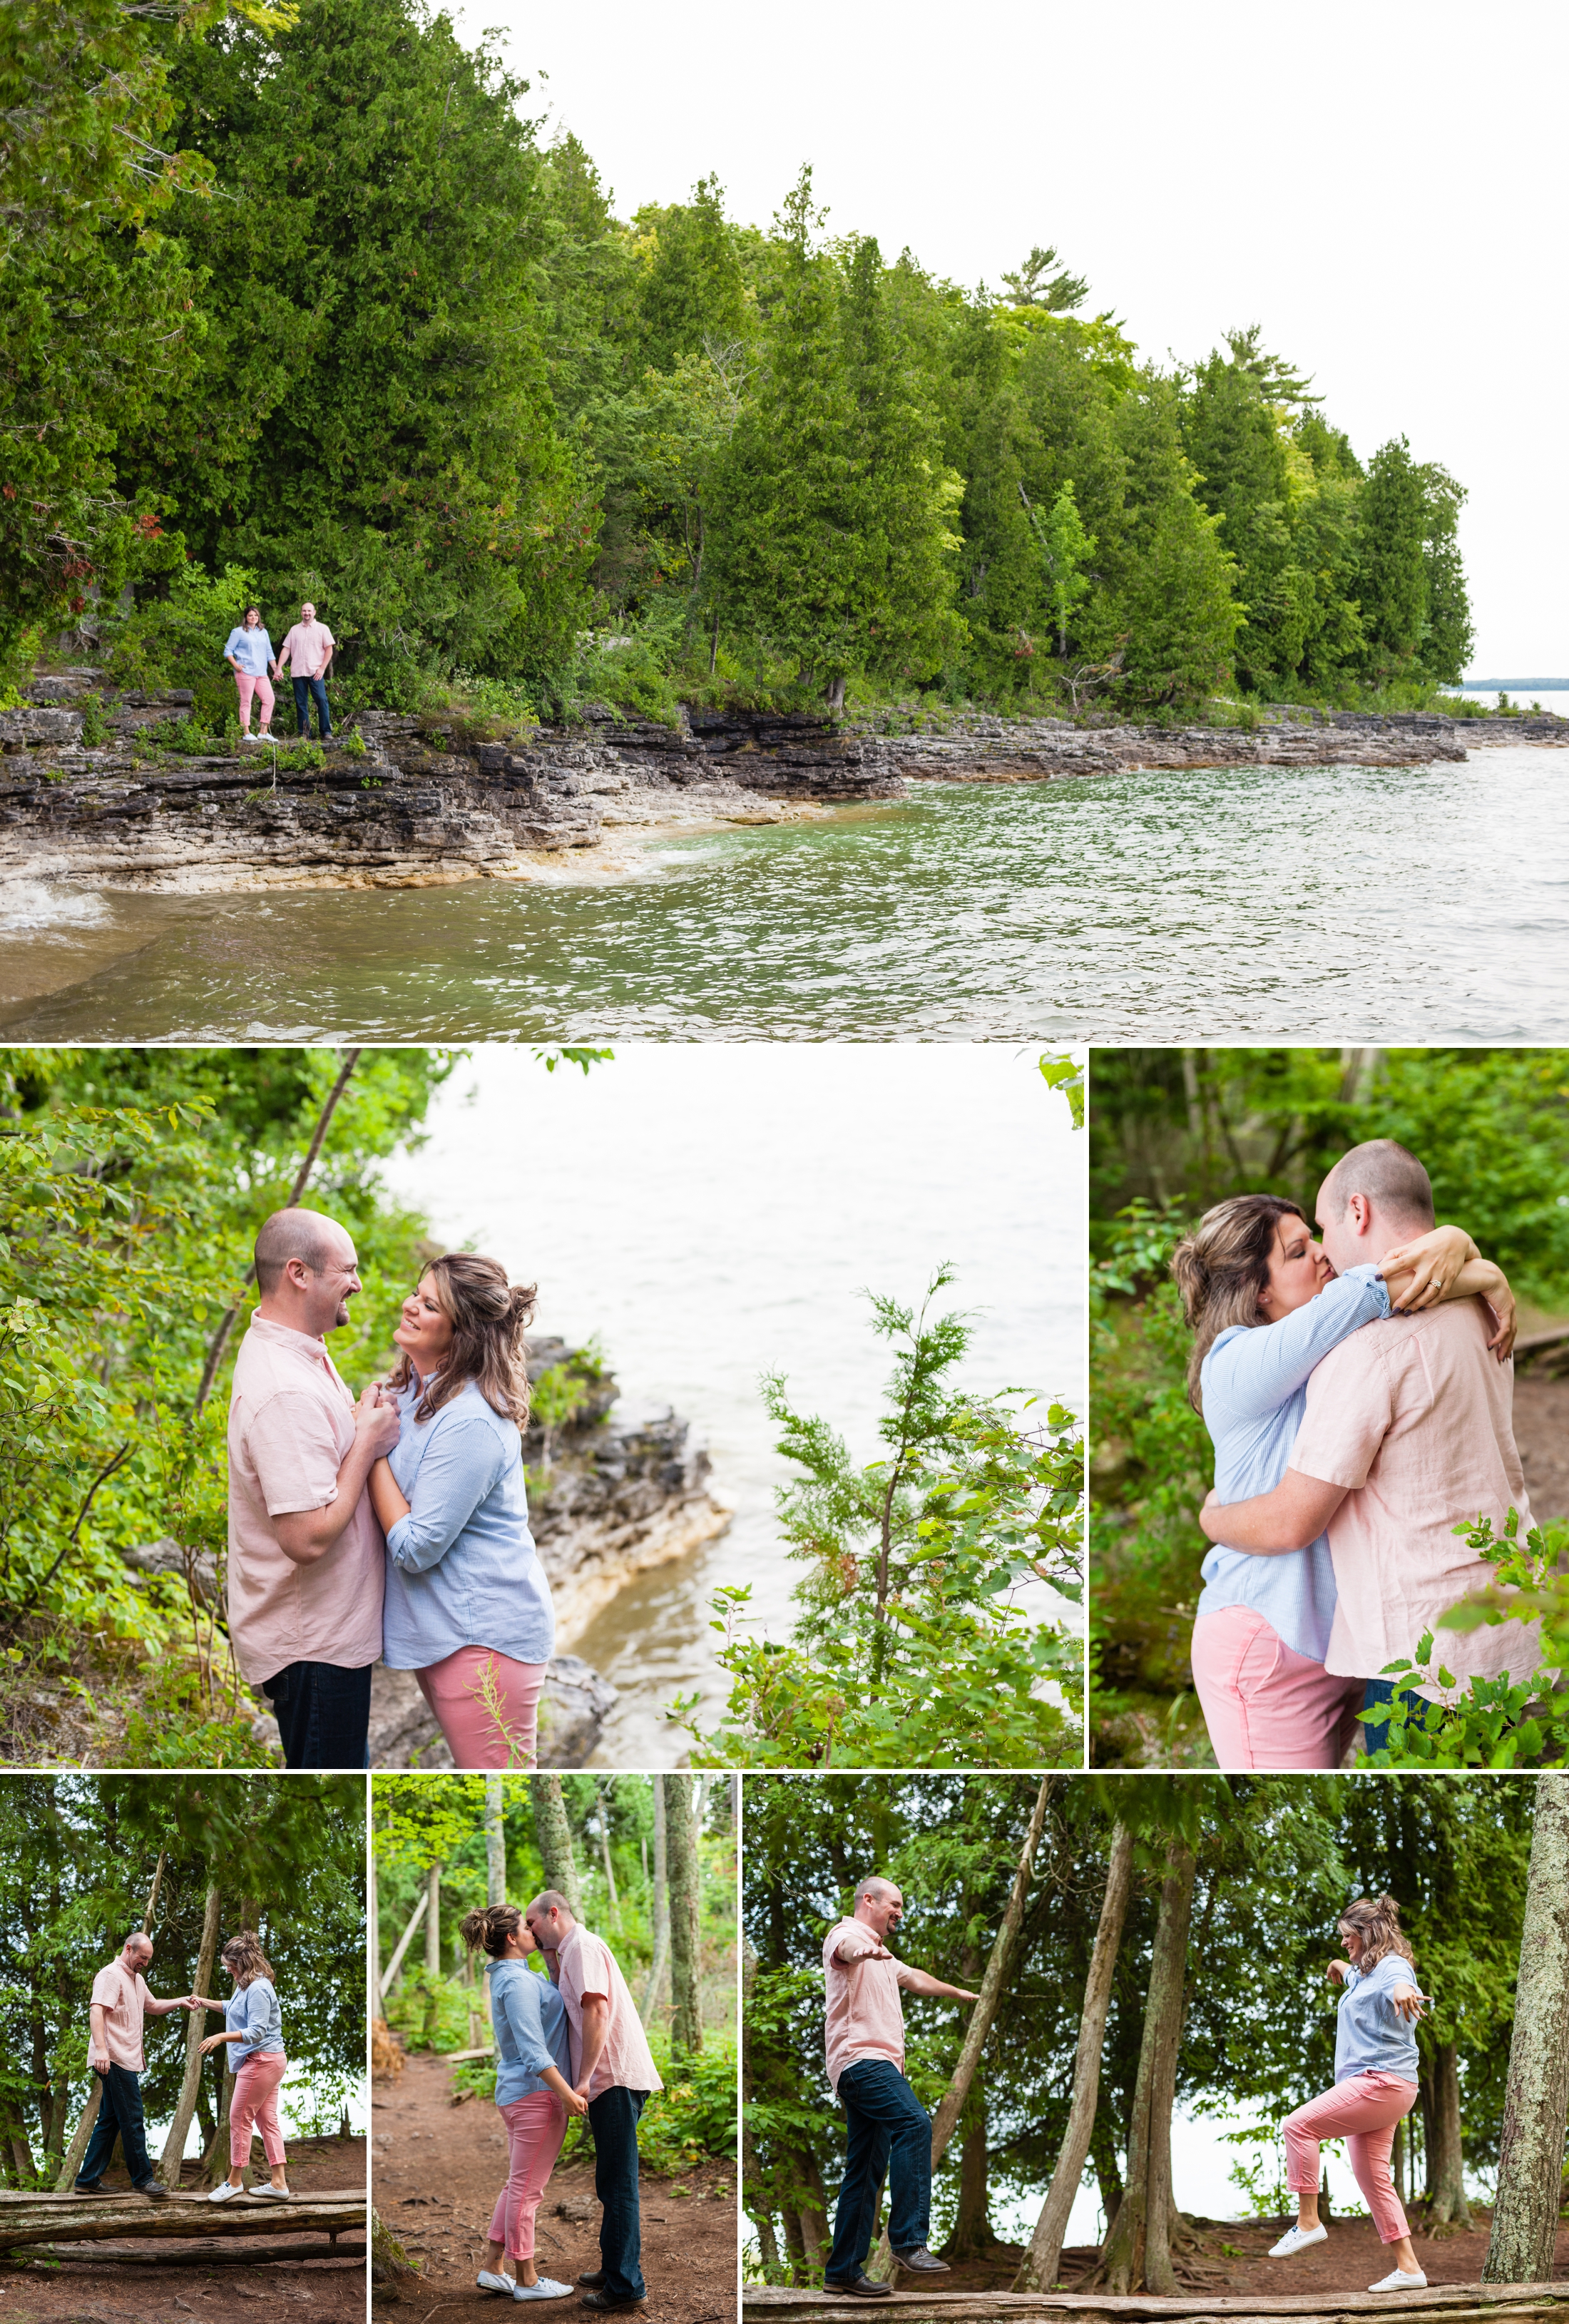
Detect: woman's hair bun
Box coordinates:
(459, 1902, 523, 1958)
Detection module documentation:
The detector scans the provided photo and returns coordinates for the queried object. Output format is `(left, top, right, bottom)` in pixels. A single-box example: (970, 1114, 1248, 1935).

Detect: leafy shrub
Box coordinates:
(78, 698, 111, 748)
(121, 1706, 279, 1766)
(104, 560, 260, 727)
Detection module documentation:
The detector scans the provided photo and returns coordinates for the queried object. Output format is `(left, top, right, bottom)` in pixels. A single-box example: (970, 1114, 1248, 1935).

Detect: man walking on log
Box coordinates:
(524, 1891, 663, 2313)
(226, 1206, 397, 1769)
(821, 1876, 980, 2298)
(76, 1932, 198, 2198)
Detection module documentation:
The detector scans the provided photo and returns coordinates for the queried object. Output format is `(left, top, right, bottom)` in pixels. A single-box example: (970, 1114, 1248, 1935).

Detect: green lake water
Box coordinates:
(4, 747, 1566, 1038)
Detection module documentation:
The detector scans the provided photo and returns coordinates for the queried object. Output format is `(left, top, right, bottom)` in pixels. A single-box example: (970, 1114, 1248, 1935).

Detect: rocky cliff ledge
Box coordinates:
(369, 1335, 731, 1770)
(4, 669, 1562, 893)
(0, 677, 897, 894)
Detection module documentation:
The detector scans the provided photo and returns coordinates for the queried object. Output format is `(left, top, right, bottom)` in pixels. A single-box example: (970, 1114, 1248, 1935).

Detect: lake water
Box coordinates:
(4, 744, 1568, 1039)
(377, 1044, 1085, 1765)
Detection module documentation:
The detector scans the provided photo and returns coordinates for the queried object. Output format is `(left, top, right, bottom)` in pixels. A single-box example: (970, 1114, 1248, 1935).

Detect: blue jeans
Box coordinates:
(1360, 1678, 1437, 1758)
(76, 2064, 155, 2189)
(291, 673, 331, 738)
(825, 2058, 932, 2280)
(587, 2085, 647, 2300)
(261, 1659, 372, 1768)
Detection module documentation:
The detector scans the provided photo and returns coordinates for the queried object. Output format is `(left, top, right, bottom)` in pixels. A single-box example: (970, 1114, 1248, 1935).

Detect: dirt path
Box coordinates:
(0, 2133, 365, 2322)
(1513, 1375, 1569, 1524)
(931, 2211, 1569, 2296)
(374, 2051, 735, 2320)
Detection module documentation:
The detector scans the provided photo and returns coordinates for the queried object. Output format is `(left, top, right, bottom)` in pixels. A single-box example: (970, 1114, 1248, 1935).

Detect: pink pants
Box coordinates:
(414, 1646, 548, 1769)
(1284, 2072, 1418, 2243)
(230, 2050, 288, 2168)
(486, 2089, 567, 2263)
(235, 670, 275, 730)
(1190, 1607, 1365, 1769)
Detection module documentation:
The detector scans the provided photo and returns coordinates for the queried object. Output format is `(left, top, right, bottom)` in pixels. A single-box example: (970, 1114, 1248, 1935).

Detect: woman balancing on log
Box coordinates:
(191, 1932, 292, 2200)
(1269, 1895, 1430, 2292)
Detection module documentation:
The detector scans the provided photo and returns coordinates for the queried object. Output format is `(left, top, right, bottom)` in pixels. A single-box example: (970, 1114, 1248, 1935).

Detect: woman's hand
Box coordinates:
(198, 2034, 229, 2057)
(1199, 1487, 1226, 1541)
(355, 1381, 401, 1459)
(1326, 1957, 1352, 1984)
(1389, 1982, 1425, 2022)
(561, 2086, 589, 2119)
(1380, 1224, 1476, 1310)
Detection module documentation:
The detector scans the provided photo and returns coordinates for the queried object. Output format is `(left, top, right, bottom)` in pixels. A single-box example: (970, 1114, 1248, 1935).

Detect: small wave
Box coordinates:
(0, 882, 111, 932)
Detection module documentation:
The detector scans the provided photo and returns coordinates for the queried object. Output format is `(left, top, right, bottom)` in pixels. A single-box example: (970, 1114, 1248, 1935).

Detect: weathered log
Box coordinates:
(0, 2189, 364, 2248)
(742, 2290, 1569, 2323)
(37, 2236, 367, 2268)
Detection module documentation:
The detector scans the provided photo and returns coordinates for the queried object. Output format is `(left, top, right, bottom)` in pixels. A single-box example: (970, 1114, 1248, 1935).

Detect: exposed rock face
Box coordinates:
(4, 676, 1562, 894)
(0, 695, 897, 892)
(368, 1337, 731, 1770)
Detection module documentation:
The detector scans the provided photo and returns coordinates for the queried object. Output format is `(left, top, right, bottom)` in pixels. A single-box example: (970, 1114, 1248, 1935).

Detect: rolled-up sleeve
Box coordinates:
(387, 1415, 502, 1574)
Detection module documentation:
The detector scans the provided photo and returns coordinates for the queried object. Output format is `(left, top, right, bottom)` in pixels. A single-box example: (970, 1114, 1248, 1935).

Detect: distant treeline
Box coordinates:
(7, 0, 1472, 717)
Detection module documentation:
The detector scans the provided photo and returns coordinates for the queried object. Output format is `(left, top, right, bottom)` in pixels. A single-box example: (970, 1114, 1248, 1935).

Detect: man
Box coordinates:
(821, 1876, 980, 2298)
(524, 1890, 663, 2312)
(227, 1206, 397, 1768)
(1200, 1138, 1543, 1749)
(76, 1932, 197, 2198)
(275, 600, 335, 740)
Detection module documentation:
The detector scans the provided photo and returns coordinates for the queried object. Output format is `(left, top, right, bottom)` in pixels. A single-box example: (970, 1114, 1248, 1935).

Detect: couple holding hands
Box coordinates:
(226, 1208, 553, 1770)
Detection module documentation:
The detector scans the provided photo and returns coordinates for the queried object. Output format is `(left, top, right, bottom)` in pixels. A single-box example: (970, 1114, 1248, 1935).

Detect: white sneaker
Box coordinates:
(240, 731, 262, 744)
(250, 2183, 292, 2198)
(511, 2283, 573, 2301)
(1370, 2270, 1427, 2292)
(1268, 2224, 1328, 2257)
(208, 2181, 242, 2203)
(478, 2273, 519, 2295)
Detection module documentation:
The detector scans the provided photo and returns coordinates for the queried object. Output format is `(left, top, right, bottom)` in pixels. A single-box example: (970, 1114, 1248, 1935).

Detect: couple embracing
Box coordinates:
(1175, 1135, 1545, 1768)
(226, 1206, 554, 1770)
(464, 1891, 663, 2309)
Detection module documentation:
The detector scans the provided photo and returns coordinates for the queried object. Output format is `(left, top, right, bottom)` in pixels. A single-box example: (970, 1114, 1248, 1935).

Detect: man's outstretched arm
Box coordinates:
(1200, 1468, 1348, 1554)
(897, 1967, 981, 2002)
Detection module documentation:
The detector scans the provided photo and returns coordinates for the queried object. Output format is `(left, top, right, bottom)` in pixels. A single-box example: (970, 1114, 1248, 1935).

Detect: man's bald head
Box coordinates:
(254, 1207, 349, 1293)
(852, 1876, 904, 1937)
(1317, 1138, 1434, 1270)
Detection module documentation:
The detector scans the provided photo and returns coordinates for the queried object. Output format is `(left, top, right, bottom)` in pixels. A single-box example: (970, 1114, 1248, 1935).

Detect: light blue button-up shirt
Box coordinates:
(489, 1959, 571, 2104)
(1334, 1952, 1429, 2082)
(223, 626, 275, 676)
(1194, 1264, 1391, 1662)
(380, 1376, 556, 1671)
(225, 1976, 284, 2062)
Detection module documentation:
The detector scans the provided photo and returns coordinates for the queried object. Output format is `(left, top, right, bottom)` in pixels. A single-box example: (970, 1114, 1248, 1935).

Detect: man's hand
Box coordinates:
(357, 1382, 400, 1457)
(89, 2048, 111, 2074)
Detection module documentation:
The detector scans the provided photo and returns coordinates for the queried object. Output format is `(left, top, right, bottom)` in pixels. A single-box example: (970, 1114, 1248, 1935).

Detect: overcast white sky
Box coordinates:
(454, 0, 1565, 675)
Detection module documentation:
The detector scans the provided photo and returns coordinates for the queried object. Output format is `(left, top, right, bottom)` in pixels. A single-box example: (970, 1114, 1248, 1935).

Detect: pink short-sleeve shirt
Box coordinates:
(91, 1959, 151, 2071)
(226, 1315, 384, 1683)
(1289, 1299, 1542, 1698)
(277, 620, 334, 678)
(822, 1919, 917, 2091)
(554, 1925, 663, 2099)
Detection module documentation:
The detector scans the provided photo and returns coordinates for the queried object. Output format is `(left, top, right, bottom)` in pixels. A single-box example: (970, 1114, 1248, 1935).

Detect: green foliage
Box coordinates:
(105, 561, 259, 723)
(673, 1270, 1083, 1767)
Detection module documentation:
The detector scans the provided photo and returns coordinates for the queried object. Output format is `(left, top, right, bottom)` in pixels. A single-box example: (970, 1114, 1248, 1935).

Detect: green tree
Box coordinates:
(1358, 435, 1429, 681)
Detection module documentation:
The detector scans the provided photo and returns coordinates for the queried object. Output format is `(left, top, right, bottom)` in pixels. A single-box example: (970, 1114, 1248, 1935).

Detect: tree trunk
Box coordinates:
(368, 1852, 379, 2017)
(1016, 1820, 1135, 2289)
(424, 1864, 441, 1977)
(824, 674, 847, 716)
(639, 1778, 670, 2025)
(780, 2202, 808, 2283)
(797, 2146, 829, 2269)
(200, 2061, 238, 2186)
(664, 1773, 702, 2057)
(596, 1788, 622, 1929)
(377, 1890, 429, 2000)
(159, 1881, 222, 2185)
(1095, 1841, 1197, 2295)
(485, 1775, 506, 1907)
(866, 1775, 1053, 2282)
(1483, 1770, 1569, 2283)
(1426, 2044, 1470, 2228)
(948, 2091, 993, 2257)
(1090, 2110, 1124, 2238)
(530, 1775, 581, 1912)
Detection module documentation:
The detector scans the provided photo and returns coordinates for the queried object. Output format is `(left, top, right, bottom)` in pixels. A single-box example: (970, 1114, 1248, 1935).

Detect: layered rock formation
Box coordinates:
(369, 1336, 731, 1769)
(4, 668, 1563, 894)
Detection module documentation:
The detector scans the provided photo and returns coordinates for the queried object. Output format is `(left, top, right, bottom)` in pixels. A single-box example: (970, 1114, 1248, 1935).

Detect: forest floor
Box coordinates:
(934, 2212, 1569, 2296)
(0, 2130, 366, 2322)
(1513, 1375, 1569, 1523)
(373, 2050, 736, 2319)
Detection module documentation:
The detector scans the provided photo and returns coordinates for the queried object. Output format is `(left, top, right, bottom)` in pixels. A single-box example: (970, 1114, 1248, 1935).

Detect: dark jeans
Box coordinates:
(587, 2085, 647, 2300)
(291, 673, 331, 738)
(76, 2064, 155, 2190)
(826, 2058, 932, 2280)
(261, 1658, 373, 1768)
(1361, 1678, 1437, 1758)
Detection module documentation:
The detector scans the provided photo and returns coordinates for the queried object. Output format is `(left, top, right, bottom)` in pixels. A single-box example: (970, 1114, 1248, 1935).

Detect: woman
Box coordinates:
(367, 1254, 556, 1770)
(461, 1902, 586, 2301)
(193, 1932, 291, 2200)
(1271, 1895, 1429, 2292)
(1172, 1198, 1514, 1768)
(221, 606, 278, 743)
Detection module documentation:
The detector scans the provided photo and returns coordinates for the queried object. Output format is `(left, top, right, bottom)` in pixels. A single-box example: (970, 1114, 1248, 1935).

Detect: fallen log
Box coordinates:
(0, 2190, 364, 2250)
(742, 2288, 1569, 2324)
(32, 2236, 367, 2268)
